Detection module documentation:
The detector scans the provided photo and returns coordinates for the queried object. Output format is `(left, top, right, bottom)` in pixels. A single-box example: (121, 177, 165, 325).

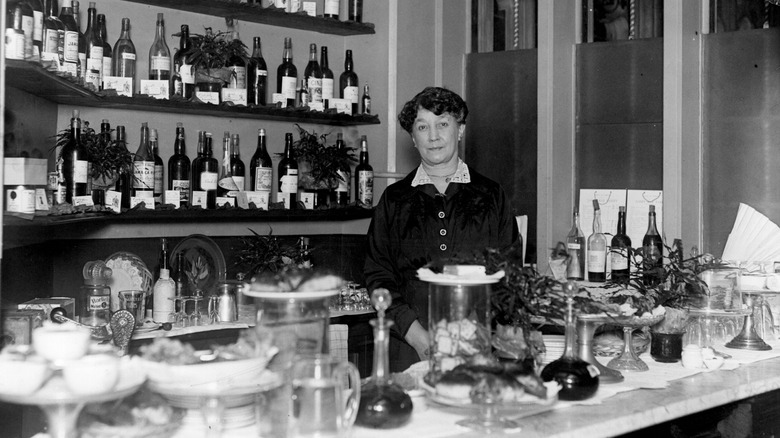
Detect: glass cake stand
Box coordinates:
(576, 314, 624, 383)
(604, 314, 665, 372)
(725, 290, 777, 351)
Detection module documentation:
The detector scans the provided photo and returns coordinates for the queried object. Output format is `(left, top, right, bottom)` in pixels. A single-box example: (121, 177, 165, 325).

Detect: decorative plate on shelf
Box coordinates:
(169, 235, 227, 296)
(105, 252, 153, 312)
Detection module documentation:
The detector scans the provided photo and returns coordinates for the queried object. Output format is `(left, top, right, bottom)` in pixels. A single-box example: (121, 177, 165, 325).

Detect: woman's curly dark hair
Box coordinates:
(398, 87, 469, 133)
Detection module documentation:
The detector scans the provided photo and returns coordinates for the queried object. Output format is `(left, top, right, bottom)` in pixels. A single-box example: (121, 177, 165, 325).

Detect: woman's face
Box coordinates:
(411, 107, 465, 168)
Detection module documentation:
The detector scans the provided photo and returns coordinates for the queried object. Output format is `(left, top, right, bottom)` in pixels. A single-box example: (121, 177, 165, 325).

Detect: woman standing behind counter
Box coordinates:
(365, 87, 519, 372)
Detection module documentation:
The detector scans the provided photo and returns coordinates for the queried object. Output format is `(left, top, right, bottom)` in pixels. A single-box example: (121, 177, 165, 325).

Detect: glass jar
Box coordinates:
(694, 264, 742, 311)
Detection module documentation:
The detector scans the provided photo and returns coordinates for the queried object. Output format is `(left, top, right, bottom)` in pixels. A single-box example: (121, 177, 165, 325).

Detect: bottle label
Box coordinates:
(133, 161, 155, 190)
(151, 55, 171, 71)
(325, 0, 339, 15)
(280, 170, 298, 194)
(201, 171, 218, 191)
(256, 68, 267, 77)
(43, 29, 59, 57)
(255, 167, 272, 191)
(344, 85, 359, 104)
(610, 248, 629, 271)
(322, 78, 334, 101)
(88, 295, 110, 311)
(74, 160, 88, 183)
(86, 69, 101, 89)
(281, 76, 297, 100)
(122, 52, 136, 60)
(33, 11, 43, 42)
(79, 52, 87, 77)
(172, 180, 190, 202)
(233, 176, 245, 192)
(228, 66, 247, 88)
(587, 250, 606, 273)
(218, 176, 240, 192)
(5, 30, 25, 60)
(21, 16, 33, 59)
(357, 170, 373, 204)
(180, 64, 194, 84)
(336, 169, 348, 193)
(567, 242, 581, 250)
(102, 57, 112, 79)
(154, 164, 164, 193)
(307, 77, 322, 102)
(63, 31, 79, 62)
(88, 46, 103, 75)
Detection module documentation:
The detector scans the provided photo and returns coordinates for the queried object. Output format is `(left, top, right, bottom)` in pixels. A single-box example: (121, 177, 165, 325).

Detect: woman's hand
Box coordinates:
(405, 320, 430, 361)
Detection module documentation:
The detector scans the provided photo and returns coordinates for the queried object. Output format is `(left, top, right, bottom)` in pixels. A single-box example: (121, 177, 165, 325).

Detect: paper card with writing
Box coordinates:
(235, 192, 250, 209)
(300, 192, 315, 210)
(140, 80, 169, 100)
(131, 196, 155, 209)
(72, 195, 94, 207)
(578, 189, 627, 240)
(246, 191, 269, 210)
(308, 101, 324, 112)
(196, 91, 220, 105)
(626, 190, 664, 249)
(329, 98, 352, 115)
(272, 93, 287, 108)
(276, 192, 291, 209)
(191, 191, 207, 208)
(216, 197, 235, 207)
(163, 190, 180, 208)
(105, 190, 122, 213)
(221, 88, 247, 106)
(302, 1, 316, 16)
(35, 189, 49, 211)
(103, 76, 133, 97)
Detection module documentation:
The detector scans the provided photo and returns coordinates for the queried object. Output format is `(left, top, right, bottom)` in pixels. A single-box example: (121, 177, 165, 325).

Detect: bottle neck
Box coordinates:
(174, 128, 185, 154)
(139, 127, 150, 157)
(98, 18, 107, 41)
(359, 148, 368, 164)
(252, 38, 262, 57)
(617, 211, 627, 234)
(646, 212, 658, 235)
(345, 51, 353, 71)
(257, 135, 267, 154)
(562, 297, 578, 359)
(592, 210, 601, 234)
(309, 48, 317, 62)
(70, 118, 81, 141)
(48, 0, 59, 17)
(370, 319, 392, 381)
(180, 29, 189, 50)
(120, 20, 130, 39)
(155, 20, 164, 41)
(320, 48, 328, 69)
(86, 8, 96, 33)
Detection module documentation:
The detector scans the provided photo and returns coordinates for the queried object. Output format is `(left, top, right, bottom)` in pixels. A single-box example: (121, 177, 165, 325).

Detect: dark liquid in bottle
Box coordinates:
(540, 357, 599, 401)
(356, 381, 413, 429)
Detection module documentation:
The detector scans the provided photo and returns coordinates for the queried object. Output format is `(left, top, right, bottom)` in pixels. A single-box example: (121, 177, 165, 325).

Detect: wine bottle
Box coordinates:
(339, 49, 359, 114)
(6, 4, 26, 61)
(587, 199, 607, 282)
(168, 122, 190, 206)
(355, 135, 373, 208)
(361, 83, 371, 114)
(12, 0, 34, 61)
(155, 237, 169, 281)
(61, 109, 89, 203)
(278, 132, 298, 209)
(304, 43, 322, 103)
(217, 132, 239, 199)
(172, 24, 193, 99)
(151, 128, 164, 203)
(29, 0, 44, 62)
(97, 13, 110, 83)
(276, 37, 297, 108)
(324, 0, 339, 19)
(320, 46, 333, 108)
(297, 79, 308, 108)
(112, 17, 136, 94)
(231, 134, 245, 192)
(642, 205, 664, 286)
(541, 282, 600, 401)
(132, 122, 155, 199)
(348, 0, 363, 22)
(71, 1, 86, 79)
(200, 133, 219, 209)
(250, 128, 273, 194)
(58, 5, 79, 78)
(83, 2, 102, 89)
(148, 12, 171, 81)
(610, 206, 632, 284)
(114, 125, 131, 209)
(226, 31, 247, 89)
(42, 0, 64, 68)
(150, 237, 170, 318)
(565, 208, 585, 281)
(247, 36, 267, 106)
(173, 251, 189, 297)
(189, 130, 205, 204)
(334, 133, 350, 207)
(152, 267, 174, 323)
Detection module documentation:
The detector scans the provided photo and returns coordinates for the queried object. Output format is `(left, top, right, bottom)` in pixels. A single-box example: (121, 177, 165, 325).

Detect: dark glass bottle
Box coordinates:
(189, 130, 205, 204)
(320, 46, 333, 108)
(304, 43, 322, 103)
(114, 125, 131, 209)
(151, 128, 164, 203)
(348, 0, 363, 22)
(13, 0, 34, 61)
(642, 205, 664, 286)
(334, 133, 350, 207)
(361, 83, 371, 114)
(249, 128, 272, 193)
(82, 2, 102, 89)
(42, 0, 64, 67)
(172, 24, 193, 99)
(132, 122, 154, 198)
(356, 289, 413, 429)
(58, 6, 80, 78)
(97, 13, 110, 82)
(587, 199, 607, 282)
(610, 206, 632, 284)
(29, 0, 44, 62)
(278, 132, 298, 209)
(231, 134, 245, 192)
(566, 209, 585, 281)
(226, 30, 247, 90)
(247, 36, 267, 106)
(339, 49, 359, 114)
(72, 1, 86, 80)
(111, 17, 136, 93)
(217, 132, 239, 199)
(148, 12, 171, 81)
(200, 133, 219, 209)
(276, 37, 297, 107)
(173, 251, 188, 299)
(168, 122, 190, 206)
(61, 109, 89, 203)
(355, 135, 373, 207)
(541, 282, 600, 401)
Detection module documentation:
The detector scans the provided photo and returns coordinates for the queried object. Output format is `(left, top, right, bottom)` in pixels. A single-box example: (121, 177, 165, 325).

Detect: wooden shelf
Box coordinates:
(6, 60, 380, 126)
(121, 0, 375, 36)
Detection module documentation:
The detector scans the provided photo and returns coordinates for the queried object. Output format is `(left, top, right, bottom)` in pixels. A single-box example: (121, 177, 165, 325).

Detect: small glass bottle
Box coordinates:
(540, 281, 599, 401)
(355, 289, 413, 429)
(587, 199, 607, 282)
(80, 260, 112, 330)
(642, 205, 663, 286)
(565, 208, 584, 281)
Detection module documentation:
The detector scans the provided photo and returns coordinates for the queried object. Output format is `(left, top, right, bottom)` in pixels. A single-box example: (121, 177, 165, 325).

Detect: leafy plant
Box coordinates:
(54, 121, 134, 181)
(177, 27, 248, 72)
(233, 228, 307, 279)
(287, 124, 357, 190)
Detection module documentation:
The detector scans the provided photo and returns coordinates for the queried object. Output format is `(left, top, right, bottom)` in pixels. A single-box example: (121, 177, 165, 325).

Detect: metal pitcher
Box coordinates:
(208, 281, 241, 323)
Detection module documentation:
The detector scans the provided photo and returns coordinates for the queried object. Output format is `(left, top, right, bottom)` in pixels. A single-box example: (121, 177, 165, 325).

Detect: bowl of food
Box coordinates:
(0, 354, 50, 396)
(62, 354, 120, 396)
(33, 323, 92, 362)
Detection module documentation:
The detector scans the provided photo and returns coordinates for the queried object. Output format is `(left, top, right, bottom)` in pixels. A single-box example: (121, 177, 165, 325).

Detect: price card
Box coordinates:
(221, 88, 247, 106)
(329, 98, 352, 115)
(578, 189, 627, 239)
(300, 192, 315, 210)
(216, 197, 235, 208)
(72, 195, 94, 207)
(245, 191, 269, 210)
(130, 196, 154, 209)
(272, 93, 287, 108)
(196, 91, 220, 105)
(191, 191, 207, 208)
(105, 190, 121, 213)
(626, 190, 664, 248)
(103, 76, 133, 97)
(163, 190, 180, 208)
(140, 80, 169, 100)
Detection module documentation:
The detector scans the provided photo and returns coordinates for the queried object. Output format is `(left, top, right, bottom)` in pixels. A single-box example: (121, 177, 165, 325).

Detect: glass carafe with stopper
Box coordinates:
(355, 289, 413, 429)
(540, 281, 599, 401)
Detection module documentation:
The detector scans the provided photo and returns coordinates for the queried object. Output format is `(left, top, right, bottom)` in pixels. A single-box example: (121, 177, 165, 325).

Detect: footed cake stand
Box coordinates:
(576, 315, 624, 383)
(726, 291, 776, 351)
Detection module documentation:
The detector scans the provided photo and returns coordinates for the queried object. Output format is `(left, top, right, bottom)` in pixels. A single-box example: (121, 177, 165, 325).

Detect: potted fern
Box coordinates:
(179, 27, 249, 97)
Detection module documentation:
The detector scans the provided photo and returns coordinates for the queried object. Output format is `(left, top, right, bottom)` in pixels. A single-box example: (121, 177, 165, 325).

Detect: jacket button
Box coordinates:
(440, 229, 447, 236)
(438, 211, 445, 218)
(440, 244, 447, 251)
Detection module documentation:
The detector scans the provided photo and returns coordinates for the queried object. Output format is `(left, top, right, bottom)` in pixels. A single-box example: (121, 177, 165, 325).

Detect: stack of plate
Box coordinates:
(182, 404, 257, 430)
(540, 335, 565, 366)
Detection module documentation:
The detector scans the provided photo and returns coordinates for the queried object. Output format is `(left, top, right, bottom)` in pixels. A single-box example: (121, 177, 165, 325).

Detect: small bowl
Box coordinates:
(0, 356, 50, 395)
(33, 323, 92, 362)
(62, 354, 120, 396)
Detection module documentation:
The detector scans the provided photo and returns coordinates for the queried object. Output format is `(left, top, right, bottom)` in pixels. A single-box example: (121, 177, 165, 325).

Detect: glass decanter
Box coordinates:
(355, 289, 413, 429)
(540, 281, 600, 401)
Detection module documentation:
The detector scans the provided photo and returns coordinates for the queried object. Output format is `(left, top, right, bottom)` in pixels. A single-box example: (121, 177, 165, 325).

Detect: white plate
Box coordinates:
(242, 289, 339, 300)
(105, 252, 152, 312)
(416, 268, 505, 285)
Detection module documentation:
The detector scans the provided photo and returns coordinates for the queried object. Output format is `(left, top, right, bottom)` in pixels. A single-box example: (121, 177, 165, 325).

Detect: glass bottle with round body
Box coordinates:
(249, 128, 273, 195)
(111, 17, 136, 94)
(339, 49, 359, 114)
(586, 199, 607, 282)
(642, 205, 663, 286)
(566, 208, 585, 280)
(168, 122, 190, 206)
(610, 206, 632, 283)
(247, 36, 267, 106)
(278, 132, 298, 209)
